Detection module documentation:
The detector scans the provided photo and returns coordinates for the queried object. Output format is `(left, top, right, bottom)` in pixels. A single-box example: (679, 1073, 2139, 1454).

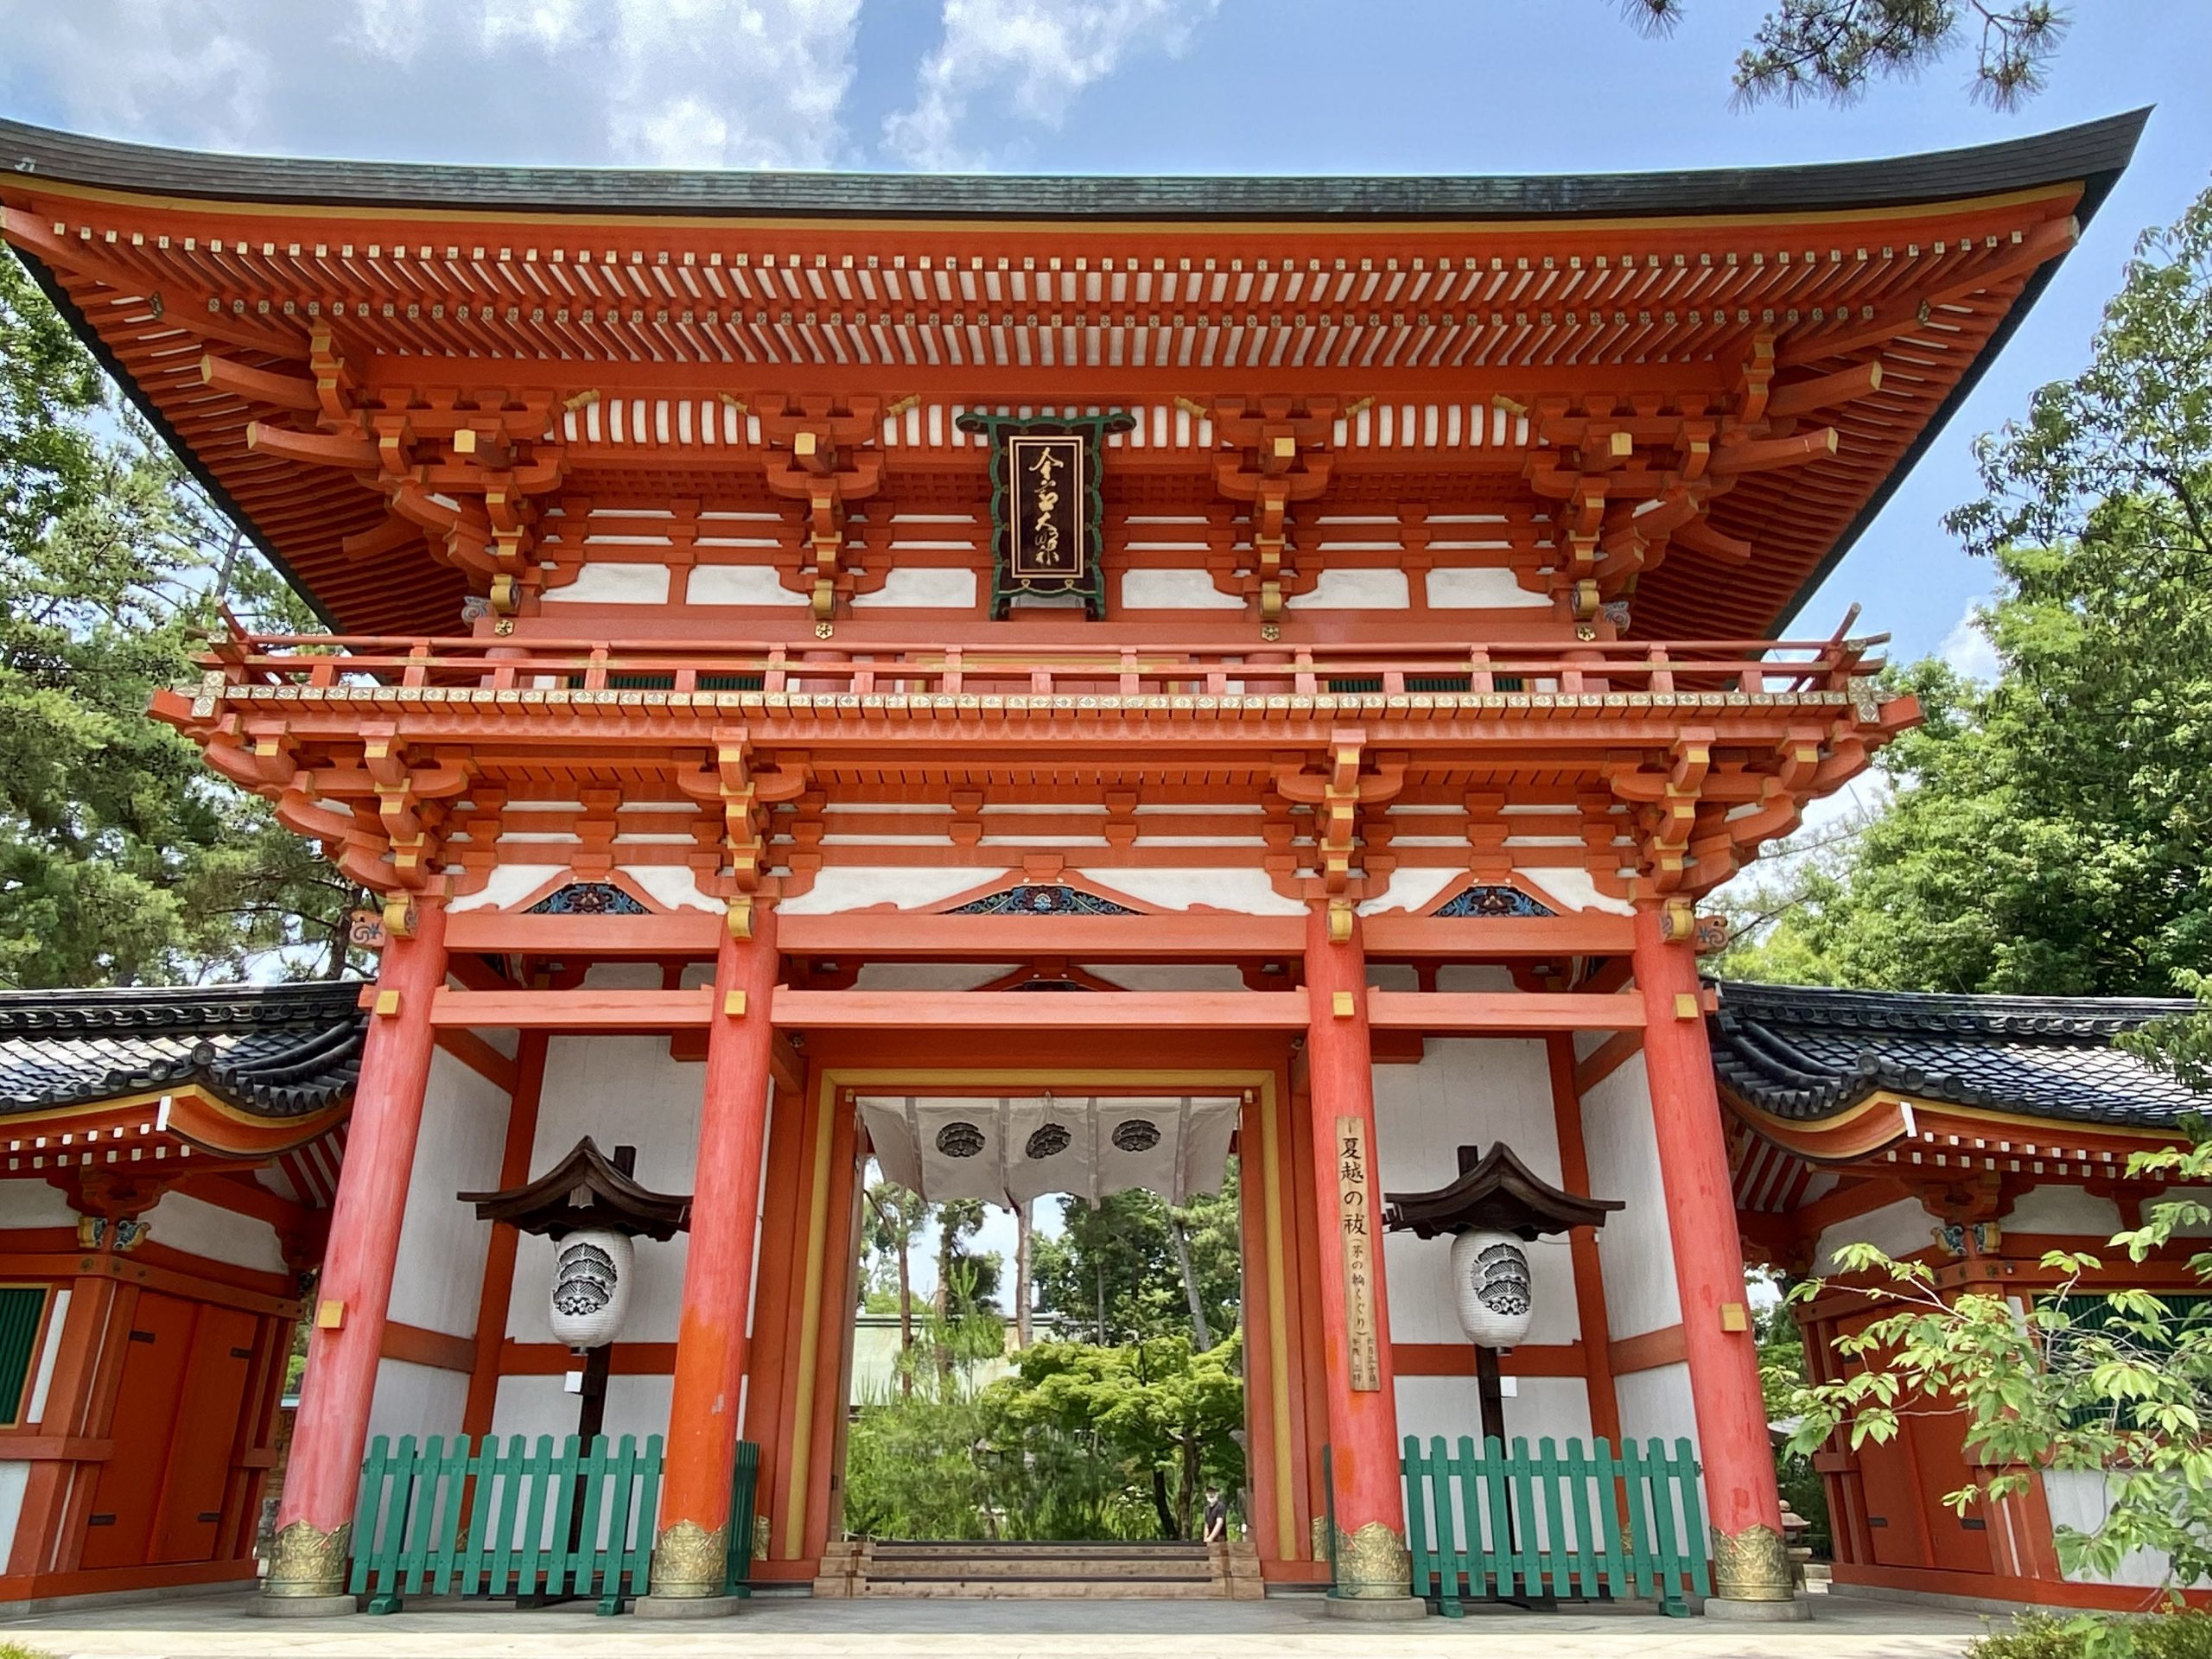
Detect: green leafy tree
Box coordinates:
(1720, 185, 2212, 1031)
(1032, 1170, 1242, 1345)
(984, 1333, 1247, 1541)
(1783, 1132, 2212, 1637)
(1621, 1, 2068, 108)
(1, 251, 360, 987)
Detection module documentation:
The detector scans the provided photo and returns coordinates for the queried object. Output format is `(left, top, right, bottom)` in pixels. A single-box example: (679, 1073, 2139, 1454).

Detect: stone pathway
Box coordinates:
(0, 1587, 2008, 1658)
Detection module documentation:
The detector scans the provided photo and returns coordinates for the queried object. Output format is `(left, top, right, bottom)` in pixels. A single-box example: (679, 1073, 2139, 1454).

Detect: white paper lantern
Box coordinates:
(549, 1228, 632, 1350)
(1451, 1228, 1534, 1349)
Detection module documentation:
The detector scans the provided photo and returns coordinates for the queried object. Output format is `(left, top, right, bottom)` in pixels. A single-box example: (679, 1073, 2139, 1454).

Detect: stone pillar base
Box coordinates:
(1705, 1594, 1814, 1622)
(253, 1592, 358, 1618)
(1325, 1594, 1427, 1620)
(633, 1594, 744, 1619)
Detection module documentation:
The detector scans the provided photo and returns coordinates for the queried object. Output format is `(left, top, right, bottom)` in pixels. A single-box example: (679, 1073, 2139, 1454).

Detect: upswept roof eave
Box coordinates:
(0, 109, 2148, 225)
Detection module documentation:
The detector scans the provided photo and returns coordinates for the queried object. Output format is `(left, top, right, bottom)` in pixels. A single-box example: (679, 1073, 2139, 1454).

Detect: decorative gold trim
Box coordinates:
(1712, 1522, 1795, 1601)
(264, 1518, 350, 1598)
(651, 1519, 729, 1597)
(1331, 1520, 1411, 1599)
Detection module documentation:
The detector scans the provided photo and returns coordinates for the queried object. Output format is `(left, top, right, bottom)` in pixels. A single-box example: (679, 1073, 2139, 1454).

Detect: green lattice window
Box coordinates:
(569, 672, 764, 692)
(2050, 1292, 2212, 1431)
(1325, 675, 1484, 695)
(0, 1287, 49, 1426)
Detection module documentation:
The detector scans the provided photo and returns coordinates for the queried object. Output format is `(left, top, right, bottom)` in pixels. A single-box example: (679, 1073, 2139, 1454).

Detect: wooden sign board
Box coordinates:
(956, 410, 1133, 618)
(1336, 1115, 1382, 1391)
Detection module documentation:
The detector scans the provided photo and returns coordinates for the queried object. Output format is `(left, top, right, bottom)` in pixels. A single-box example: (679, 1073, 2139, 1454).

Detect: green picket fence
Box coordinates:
(351, 1433, 662, 1613)
(1402, 1435, 1710, 1617)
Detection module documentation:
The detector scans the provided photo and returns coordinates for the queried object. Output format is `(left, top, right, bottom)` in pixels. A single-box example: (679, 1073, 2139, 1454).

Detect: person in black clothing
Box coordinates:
(1203, 1485, 1228, 1543)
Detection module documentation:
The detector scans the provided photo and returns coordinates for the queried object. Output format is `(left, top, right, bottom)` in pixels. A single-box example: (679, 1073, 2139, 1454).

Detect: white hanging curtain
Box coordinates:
(855, 1093, 1239, 1207)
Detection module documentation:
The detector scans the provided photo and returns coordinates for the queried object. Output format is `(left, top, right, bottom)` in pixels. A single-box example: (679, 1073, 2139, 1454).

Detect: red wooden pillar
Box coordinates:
(1300, 902, 1415, 1605)
(264, 900, 448, 1605)
(648, 906, 779, 1602)
(1632, 904, 1795, 1609)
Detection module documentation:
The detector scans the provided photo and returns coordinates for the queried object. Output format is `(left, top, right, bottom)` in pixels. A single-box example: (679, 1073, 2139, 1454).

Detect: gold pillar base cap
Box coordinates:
(649, 1518, 731, 1598)
(263, 1519, 351, 1600)
(1330, 1520, 1414, 1599)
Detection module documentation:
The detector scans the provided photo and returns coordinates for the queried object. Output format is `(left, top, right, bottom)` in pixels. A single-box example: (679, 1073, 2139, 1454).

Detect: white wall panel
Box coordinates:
(1374, 1039, 1579, 1348)
(1580, 1054, 1681, 1339)
(1815, 1198, 1936, 1275)
(389, 1049, 510, 1338)
(366, 1357, 469, 1444)
(1614, 1359, 1699, 1450)
(543, 563, 671, 604)
(142, 1192, 285, 1274)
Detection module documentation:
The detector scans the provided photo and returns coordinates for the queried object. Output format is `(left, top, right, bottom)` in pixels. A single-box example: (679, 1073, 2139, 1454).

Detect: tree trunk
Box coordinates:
(895, 1230, 913, 1399)
(1095, 1258, 1109, 1344)
(933, 1211, 952, 1379)
(1014, 1200, 1033, 1348)
(1177, 1433, 1200, 1540)
(1151, 1465, 1176, 1540)
(1168, 1216, 1212, 1351)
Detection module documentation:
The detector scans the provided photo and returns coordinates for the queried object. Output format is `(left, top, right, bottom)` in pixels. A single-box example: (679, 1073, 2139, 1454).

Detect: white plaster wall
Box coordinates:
(1087, 963, 1250, 991)
(142, 1192, 285, 1274)
(779, 867, 992, 914)
(1374, 1039, 1580, 1349)
(0, 1462, 28, 1570)
(490, 1373, 677, 1447)
(1520, 868, 1635, 917)
(621, 865, 717, 912)
(1579, 1054, 1681, 1339)
(1359, 868, 1455, 915)
(1435, 964, 1516, 993)
(1286, 569, 1410, 608)
(1615, 1359, 1699, 1452)
(1815, 1198, 1936, 1275)
(1120, 570, 1243, 610)
(508, 1023, 703, 1347)
(2042, 1471, 2171, 1587)
(2010, 1187, 2124, 1238)
(686, 565, 808, 607)
(853, 569, 978, 608)
(387, 1049, 510, 1338)
(365, 1357, 470, 1446)
(0, 1183, 82, 1229)
(1424, 568, 1551, 609)
(451, 863, 567, 912)
(1395, 1374, 1592, 1452)
(855, 963, 1020, 991)
(543, 563, 671, 604)
(1071, 868, 1306, 915)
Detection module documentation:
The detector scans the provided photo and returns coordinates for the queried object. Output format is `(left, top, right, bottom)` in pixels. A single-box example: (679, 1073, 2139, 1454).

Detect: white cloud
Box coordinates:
(5, 0, 861, 169)
(885, 0, 1221, 170)
(1940, 601, 2000, 683)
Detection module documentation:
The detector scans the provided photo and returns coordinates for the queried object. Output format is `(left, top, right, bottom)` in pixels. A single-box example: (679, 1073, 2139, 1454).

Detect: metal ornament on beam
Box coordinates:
(957, 409, 1135, 619)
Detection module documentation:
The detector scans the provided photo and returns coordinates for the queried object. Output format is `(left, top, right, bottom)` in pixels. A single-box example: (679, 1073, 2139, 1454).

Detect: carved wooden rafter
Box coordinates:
(1207, 396, 1338, 621)
(675, 732, 811, 935)
(1270, 730, 1407, 897)
(753, 393, 887, 621)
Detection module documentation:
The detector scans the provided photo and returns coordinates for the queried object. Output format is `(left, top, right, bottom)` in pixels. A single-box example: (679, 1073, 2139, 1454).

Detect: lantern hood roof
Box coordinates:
(1384, 1141, 1624, 1241)
(461, 1135, 690, 1241)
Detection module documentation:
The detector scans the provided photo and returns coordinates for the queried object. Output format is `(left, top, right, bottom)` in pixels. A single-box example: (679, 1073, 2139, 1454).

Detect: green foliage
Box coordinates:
(841, 1313, 1248, 1542)
(1754, 1282, 1834, 1556)
(1721, 185, 2212, 1022)
(1969, 1610, 2212, 1659)
(1783, 1134, 2212, 1612)
(0, 250, 359, 987)
(1621, 1, 2068, 109)
(2122, 975, 2212, 1094)
(1032, 1166, 1242, 1344)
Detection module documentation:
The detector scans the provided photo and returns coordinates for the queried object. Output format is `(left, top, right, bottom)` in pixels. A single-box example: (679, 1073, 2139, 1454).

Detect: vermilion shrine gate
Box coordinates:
(0, 109, 2161, 1618)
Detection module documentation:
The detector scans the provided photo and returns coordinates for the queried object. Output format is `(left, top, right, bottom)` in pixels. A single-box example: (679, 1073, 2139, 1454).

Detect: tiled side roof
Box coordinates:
(0, 982, 366, 1118)
(1709, 981, 2202, 1127)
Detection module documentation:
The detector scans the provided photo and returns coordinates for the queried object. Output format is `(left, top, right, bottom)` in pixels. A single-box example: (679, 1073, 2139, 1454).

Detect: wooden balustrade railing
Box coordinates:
(198, 629, 1885, 704)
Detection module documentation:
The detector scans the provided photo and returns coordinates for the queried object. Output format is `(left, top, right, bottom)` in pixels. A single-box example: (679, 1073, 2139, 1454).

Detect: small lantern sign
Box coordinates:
(1388, 1142, 1622, 1445)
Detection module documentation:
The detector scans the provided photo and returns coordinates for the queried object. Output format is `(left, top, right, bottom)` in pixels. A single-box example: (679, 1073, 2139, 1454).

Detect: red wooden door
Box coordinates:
(78, 1292, 193, 1570)
(149, 1305, 257, 1564)
(1903, 1405, 1996, 1575)
(1834, 1312, 1936, 1570)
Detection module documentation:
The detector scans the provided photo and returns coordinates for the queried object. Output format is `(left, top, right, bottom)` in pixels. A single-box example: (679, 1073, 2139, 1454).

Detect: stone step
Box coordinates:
(866, 1561, 1217, 1581)
(858, 1579, 1232, 1599)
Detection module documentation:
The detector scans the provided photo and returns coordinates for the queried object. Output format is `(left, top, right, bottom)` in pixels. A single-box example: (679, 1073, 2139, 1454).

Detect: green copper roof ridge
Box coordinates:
(0, 108, 2150, 221)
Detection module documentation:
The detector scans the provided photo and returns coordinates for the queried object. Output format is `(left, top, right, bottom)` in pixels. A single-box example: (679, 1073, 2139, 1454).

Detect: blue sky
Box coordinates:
(3, 1, 2206, 667)
(7, 3, 2207, 1290)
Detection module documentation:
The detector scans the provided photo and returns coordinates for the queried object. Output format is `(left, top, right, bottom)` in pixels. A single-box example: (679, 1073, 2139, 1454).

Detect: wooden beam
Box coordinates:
(443, 910, 721, 957)
(1366, 989, 1644, 1033)
(1361, 912, 1634, 957)
(776, 911, 1302, 960)
(1573, 1028, 1644, 1095)
(428, 986, 713, 1031)
(1608, 1324, 1688, 1376)
(772, 988, 1308, 1031)
(435, 1027, 519, 1092)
